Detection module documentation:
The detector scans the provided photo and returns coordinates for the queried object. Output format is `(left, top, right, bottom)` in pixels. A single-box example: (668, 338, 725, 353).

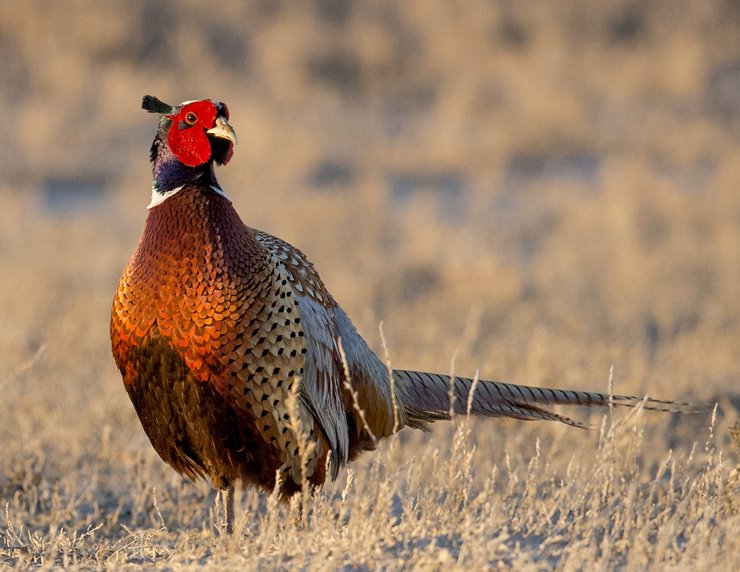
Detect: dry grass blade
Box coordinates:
(337, 337, 377, 446)
(286, 375, 316, 526)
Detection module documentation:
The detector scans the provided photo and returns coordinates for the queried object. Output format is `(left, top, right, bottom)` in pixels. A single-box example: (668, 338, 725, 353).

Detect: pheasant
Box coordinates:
(111, 95, 703, 533)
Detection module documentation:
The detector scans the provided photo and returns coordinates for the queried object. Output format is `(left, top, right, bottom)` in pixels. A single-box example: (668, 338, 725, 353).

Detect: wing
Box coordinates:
(254, 230, 350, 477)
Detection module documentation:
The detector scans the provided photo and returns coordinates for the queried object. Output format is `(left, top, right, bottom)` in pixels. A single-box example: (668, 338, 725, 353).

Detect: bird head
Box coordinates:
(142, 95, 237, 168)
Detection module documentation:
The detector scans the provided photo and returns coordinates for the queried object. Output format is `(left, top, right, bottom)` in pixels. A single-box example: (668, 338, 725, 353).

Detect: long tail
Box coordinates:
(393, 370, 709, 429)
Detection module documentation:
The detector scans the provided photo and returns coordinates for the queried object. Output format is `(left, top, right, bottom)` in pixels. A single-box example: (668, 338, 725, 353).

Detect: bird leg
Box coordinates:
(223, 483, 235, 535)
(215, 482, 235, 535)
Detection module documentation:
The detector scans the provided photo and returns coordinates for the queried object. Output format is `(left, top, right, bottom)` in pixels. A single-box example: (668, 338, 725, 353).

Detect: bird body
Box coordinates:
(112, 182, 395, 494)
(111, 96, 702, 531)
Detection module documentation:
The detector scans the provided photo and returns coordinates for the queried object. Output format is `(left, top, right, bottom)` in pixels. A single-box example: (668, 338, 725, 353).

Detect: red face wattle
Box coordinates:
(167, 100, 230, 167)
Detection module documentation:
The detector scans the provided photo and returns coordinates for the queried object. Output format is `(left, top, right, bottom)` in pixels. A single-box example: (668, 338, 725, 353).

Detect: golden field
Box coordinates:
(1, 1, 738, 569)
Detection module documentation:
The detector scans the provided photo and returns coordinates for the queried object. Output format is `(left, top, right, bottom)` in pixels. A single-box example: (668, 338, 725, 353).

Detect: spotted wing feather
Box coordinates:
(254, 231, 351, 477)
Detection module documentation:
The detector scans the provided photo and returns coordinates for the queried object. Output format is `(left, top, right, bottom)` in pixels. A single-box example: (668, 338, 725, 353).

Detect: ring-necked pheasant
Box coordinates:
(111, 96, 704, 533)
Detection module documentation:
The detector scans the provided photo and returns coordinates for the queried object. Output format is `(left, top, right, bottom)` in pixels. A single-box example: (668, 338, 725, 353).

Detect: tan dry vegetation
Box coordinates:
(1, 1, 739, 569)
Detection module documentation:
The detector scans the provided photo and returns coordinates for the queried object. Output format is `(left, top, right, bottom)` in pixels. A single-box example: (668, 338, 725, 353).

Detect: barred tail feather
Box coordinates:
(393, 369, 709, 429)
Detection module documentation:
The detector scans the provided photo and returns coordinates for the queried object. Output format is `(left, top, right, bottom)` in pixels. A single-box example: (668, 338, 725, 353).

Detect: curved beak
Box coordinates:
(207, 116, 237, 145)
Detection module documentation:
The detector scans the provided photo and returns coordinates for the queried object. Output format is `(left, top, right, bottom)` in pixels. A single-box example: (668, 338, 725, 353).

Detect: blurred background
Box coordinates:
(1, 0, 739, 455)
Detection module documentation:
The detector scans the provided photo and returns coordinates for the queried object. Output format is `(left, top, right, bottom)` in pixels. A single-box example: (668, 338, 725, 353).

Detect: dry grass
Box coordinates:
(1, 1, 739, 569)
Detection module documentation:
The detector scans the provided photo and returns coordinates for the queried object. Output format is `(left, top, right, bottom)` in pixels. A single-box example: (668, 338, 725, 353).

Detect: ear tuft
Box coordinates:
(142, 95, 174, 114)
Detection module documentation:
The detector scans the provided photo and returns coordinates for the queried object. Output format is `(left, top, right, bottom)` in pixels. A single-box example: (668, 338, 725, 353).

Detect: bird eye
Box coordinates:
(185, 112, 198, 125)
